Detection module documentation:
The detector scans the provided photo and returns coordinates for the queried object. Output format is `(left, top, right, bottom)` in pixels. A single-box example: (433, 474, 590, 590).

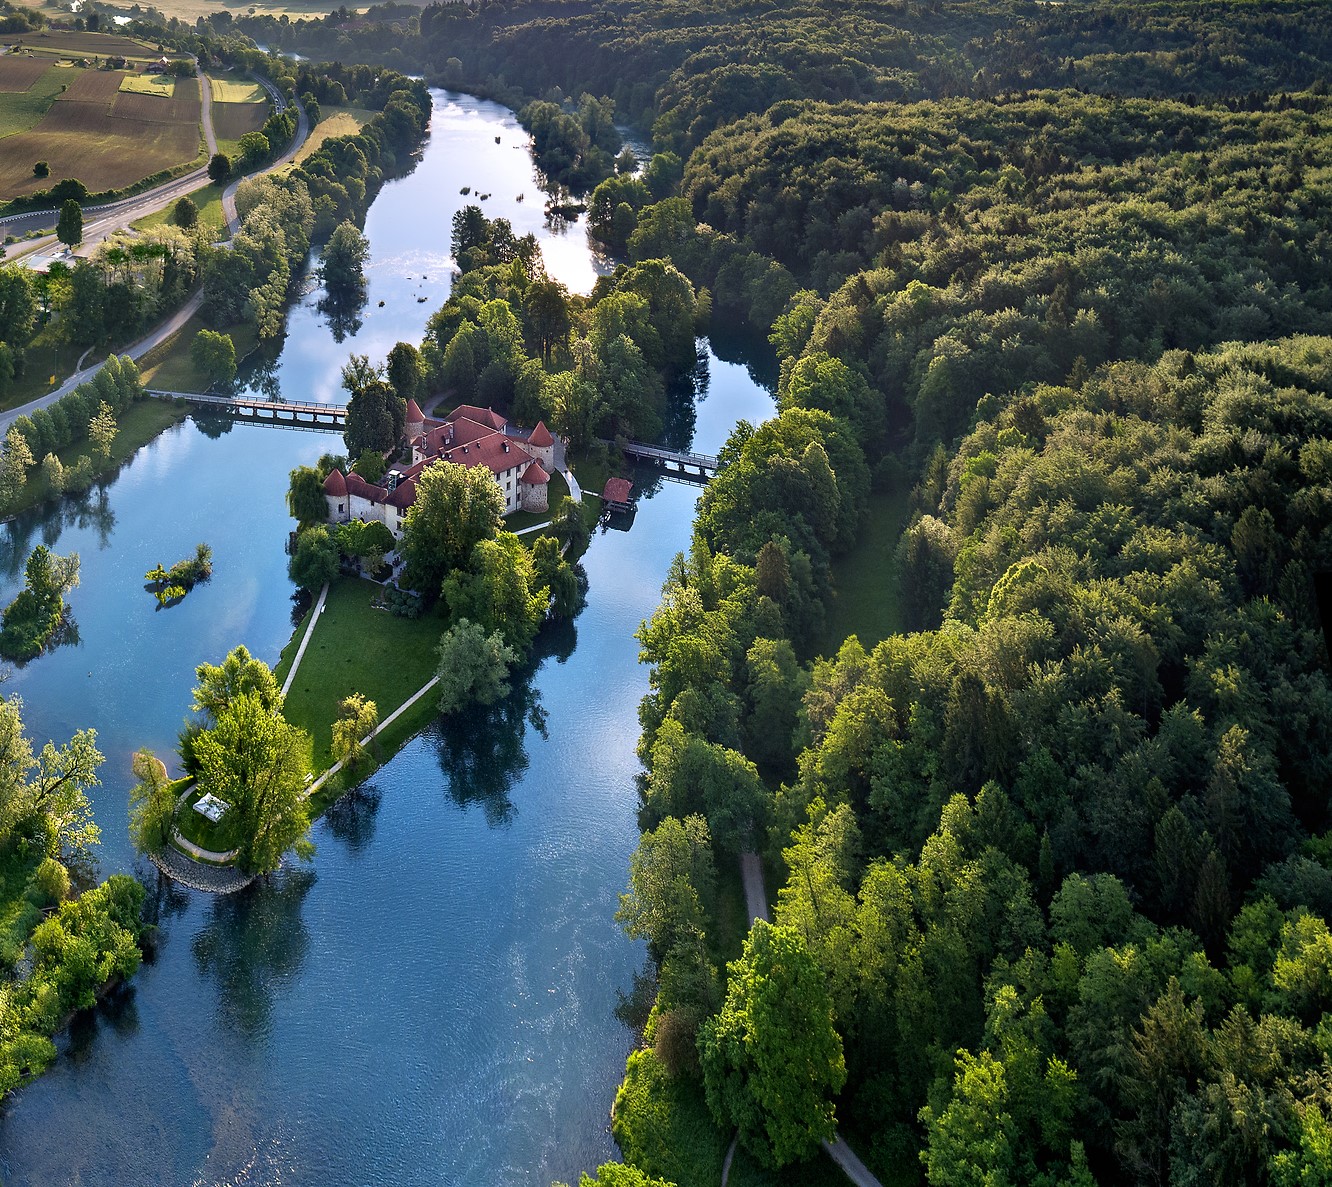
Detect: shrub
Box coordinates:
(30, 858, 70, 906)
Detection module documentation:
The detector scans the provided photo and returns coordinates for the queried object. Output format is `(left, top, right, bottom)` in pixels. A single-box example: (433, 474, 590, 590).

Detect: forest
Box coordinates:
(394, 2, 1332, 1184)
(11, 0, 1332, 1178)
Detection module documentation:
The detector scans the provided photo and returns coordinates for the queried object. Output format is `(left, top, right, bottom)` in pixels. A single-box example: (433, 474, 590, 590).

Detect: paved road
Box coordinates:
(221, 73, 308, 234)
(0, 286, 206, 437)
(0, 70, 312, 432)
(2, 66, 305, 262)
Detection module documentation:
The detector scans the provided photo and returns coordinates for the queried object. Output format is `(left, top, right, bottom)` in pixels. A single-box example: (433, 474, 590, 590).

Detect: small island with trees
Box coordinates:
(143, 543, 213, 608)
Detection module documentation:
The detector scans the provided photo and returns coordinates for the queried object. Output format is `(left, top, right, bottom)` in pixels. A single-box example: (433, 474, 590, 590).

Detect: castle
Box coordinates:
(322, 401, 556, 536)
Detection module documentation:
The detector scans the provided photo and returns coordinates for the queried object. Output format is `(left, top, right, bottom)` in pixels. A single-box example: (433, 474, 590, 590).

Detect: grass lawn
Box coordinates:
(275, 577, 443, 773)
(118, 72, 176, 98)
(209, 77, 266, 104)
(173, 784, 246, 854)
(1, 335, 67, 411)
(711, 856, 751, 969)
(503, 470, 570, 534)
(822, 479, 913, 654)
(136, 315, 258, 391)
(283, 107, 371, 170)
(0, 62, 67, 138)
(131, 182, 226, 237)
(3, 397, 189, 518)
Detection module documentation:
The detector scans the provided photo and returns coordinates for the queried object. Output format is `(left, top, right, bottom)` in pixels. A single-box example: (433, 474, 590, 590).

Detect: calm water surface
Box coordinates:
(0, 91, 774, 1184)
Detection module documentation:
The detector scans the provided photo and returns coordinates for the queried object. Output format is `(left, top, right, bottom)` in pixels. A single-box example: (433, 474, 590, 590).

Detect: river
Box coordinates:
(0, 91, 774, 1185)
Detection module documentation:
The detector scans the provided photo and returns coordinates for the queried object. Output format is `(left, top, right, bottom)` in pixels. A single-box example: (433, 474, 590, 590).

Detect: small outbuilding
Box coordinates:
(601, 477, 633, 512)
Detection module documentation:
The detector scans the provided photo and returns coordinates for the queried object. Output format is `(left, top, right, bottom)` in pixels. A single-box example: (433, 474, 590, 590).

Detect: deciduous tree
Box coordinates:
(401, 460, 503, 595)
(699, 920, 846, 1168)
(192, 690, 312, 874)
(436, 618, 516, 713)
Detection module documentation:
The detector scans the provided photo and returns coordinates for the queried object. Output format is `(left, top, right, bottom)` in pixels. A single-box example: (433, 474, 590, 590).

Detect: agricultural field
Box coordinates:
(212, 99, 267, 143)
(5, 29, 159, 60)
(118, 72, 178, 97)
(0, 65, 202, 200)
(0, 56, 51, 92)
(286, 107, 369, 165)
(208, 76, 265, 104)
(0, 59, 68, 137)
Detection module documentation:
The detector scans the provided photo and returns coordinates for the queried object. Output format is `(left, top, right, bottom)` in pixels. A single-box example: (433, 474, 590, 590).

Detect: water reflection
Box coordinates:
(191, 867, 316, 1041)
(140, 864, 192, 931)
(66, 983, 141, 1068)
(1, 489, 116, 574)
(192, 413, 235, 439)
(323, 782, 382, 853)
(318, 291, 365, 344)
(434, 678, 545, 827)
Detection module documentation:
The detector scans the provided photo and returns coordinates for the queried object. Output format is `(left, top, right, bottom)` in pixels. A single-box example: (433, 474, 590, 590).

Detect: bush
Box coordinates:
(30, 858, 70, 906)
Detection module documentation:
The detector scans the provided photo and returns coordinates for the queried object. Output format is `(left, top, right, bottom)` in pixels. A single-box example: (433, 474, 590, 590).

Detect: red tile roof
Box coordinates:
(603, 478, 633, 504)
(529, 420, 554, 448)
(387, 476, 417, 509)
(521, 461, 550, 485)
(323, 468, 347, 496)
(405, 398, 425, 425)
(446, 404, 507, 432)
(344, 471, 388, 502)
(439, 433, 534, 478)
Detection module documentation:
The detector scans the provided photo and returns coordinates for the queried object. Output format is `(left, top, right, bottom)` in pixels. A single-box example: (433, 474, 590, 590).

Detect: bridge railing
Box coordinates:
(145, 389, 348, 418)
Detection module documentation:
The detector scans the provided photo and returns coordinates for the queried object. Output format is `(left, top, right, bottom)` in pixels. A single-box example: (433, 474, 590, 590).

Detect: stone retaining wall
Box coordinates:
(149, 846, 254, 895)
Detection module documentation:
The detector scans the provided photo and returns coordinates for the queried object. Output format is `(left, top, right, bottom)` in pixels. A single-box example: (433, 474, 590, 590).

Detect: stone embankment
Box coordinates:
(149, 846, 254, 894)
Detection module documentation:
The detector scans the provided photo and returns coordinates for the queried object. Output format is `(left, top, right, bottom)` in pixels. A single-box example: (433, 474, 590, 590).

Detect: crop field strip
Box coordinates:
(212, 100, 268, 140)
(0, 61, 68, 138)
(6, 29, 156, 58)
(0, 57, 50, 92)
(0, 67, 202, 199)
(118, 73, 178, 98)
(208, 77, 266, 104)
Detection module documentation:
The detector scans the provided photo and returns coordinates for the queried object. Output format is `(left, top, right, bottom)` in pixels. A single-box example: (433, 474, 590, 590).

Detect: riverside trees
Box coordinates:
(182, 646, 313, 875)
(0, 695, 144, 1101)
(0, 546, 80, 662)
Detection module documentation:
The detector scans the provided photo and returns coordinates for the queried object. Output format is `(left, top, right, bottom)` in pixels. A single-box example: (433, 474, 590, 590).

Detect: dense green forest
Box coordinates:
(128, 0, 1332, 1181)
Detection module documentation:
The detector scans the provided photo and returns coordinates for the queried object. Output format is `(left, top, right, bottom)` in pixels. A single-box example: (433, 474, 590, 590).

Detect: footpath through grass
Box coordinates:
(822, 479, 913, 653)
(275, 577, 443, 773)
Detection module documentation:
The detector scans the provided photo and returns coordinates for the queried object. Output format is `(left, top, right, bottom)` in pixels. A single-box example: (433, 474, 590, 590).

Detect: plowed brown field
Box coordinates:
(56, 68, 125, 102)
(0, 67, 201, 199)
(212, 100, 267, 140)
(0, 57, 51, 92)
(111, 90, 200, 124)
(12, 30, 155, 58)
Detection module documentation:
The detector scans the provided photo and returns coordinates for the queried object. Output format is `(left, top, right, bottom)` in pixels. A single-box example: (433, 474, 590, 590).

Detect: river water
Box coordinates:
(0, 92, 773, 1184)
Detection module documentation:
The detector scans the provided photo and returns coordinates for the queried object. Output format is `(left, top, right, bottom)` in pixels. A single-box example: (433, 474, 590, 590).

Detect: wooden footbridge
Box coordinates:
(146, 389, 347, 430)
(614, 440, 718, 483)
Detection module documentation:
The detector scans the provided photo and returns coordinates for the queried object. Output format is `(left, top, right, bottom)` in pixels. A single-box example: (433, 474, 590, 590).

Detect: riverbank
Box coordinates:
(2, 398, 189, 520)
